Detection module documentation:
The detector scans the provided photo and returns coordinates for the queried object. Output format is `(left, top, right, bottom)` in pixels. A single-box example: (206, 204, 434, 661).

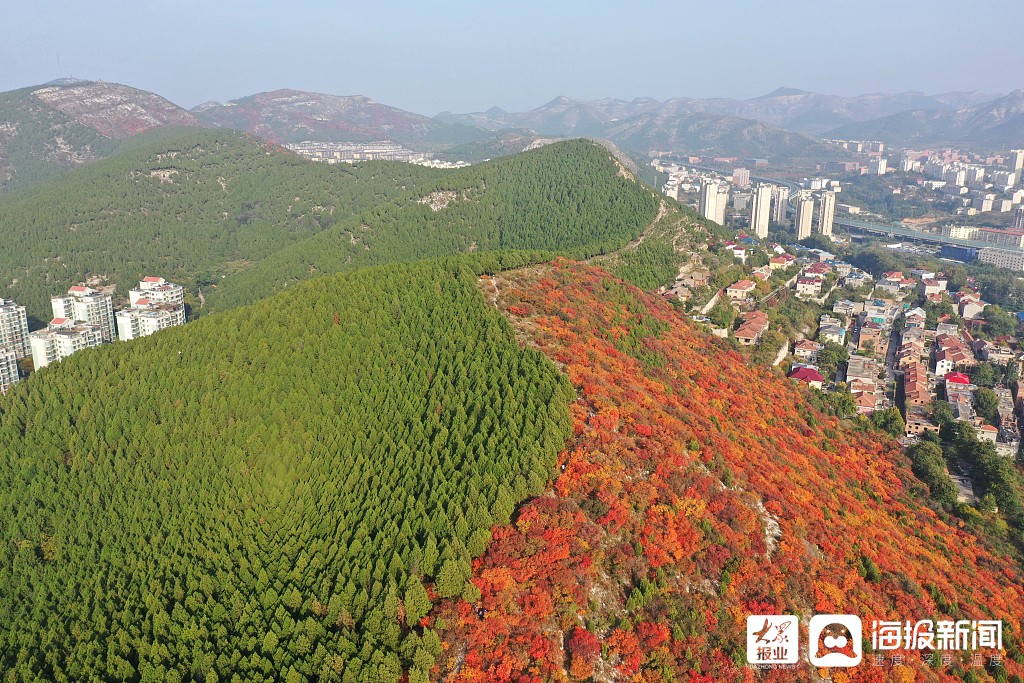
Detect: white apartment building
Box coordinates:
(698, 179, 726, 225)
(750, 184, 773, 238)
(868, 158, 888, 176)
(1010, 150, 1024, 172)
(51, 286, 115, 343)
(117, 277, 187, 341)
(942, 225, 980, 240)
(29, 319, 105, 369)
(117, 306, 185, 341)
(978, 248, 1024, 271)
(0, 346, 17, 394)
(965, 166, 986, 184)
(771, 185, 790, 224)
(817, 190, 836, 237)
(129, 277, 185, 308)
(993, 170, 1018, 187)
(942, 166, 967, 186)
(794, 192, 814, 240)
(0, 298, 30, 358)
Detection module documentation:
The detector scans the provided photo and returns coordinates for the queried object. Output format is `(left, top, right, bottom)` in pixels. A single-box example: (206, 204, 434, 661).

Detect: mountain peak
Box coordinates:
(542, 95, 576, 108)
(40, 77, 94, 88)
(756, 86, 812, 99)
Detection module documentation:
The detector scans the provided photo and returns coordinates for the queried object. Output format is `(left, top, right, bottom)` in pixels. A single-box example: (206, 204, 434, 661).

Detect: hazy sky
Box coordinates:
(2, 0, 1021, 115)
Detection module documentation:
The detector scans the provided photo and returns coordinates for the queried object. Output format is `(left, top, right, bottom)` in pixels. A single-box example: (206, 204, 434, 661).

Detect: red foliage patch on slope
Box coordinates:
(433, 260, 1024, 683)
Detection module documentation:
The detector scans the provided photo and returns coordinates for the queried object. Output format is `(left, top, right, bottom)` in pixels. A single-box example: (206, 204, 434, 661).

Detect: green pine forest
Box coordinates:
(0, 135, 664, 681)
(0, 254, 574, 681)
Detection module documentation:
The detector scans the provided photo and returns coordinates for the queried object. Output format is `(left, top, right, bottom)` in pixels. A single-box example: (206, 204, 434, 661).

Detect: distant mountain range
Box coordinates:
(190, 89, 488, 149)
(438, 88, 1003, 136)
(437, 95, 848, 161)
(1, 78, 1019, 192)
(827, 90, 1024, 148)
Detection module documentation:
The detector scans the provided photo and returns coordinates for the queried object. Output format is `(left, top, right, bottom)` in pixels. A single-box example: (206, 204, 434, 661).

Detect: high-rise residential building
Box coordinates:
(1010, 150, 1024, 172)
(817, 190, 836, 237)
(1012, 206, 1024, 231)
(0, 298, 30, 359)
(942, 166, 967, 186)
(28, 319, 105, 369)
(965, 166, 986, 184)
(794, 192, 814, 240)
(699, 179, 723, 225)
(117, 277, 186, 341)
(51, 286, 115, 343)
(0, 346, 18, 394)
(749, 184, 773, 238)
(732, 168, 750, 187)
(868, 158, 888, 175)
(993, 170, 1018, 188)
(771, 185, 790, 224)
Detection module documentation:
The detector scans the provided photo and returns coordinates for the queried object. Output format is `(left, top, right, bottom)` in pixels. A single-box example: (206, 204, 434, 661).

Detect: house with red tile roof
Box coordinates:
(790, 366, 824, 389)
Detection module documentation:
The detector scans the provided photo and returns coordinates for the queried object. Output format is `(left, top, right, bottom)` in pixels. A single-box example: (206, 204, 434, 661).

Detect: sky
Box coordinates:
(2, 0, 1022, 115)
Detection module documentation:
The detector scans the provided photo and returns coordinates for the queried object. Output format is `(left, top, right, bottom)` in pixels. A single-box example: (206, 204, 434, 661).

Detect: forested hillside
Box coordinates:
(206, 140, 660, 311)
(0, 133, 658, 322)
(0, 254, 573, 681)
(0, 86, 124, 191)
(434, 260, 1024, 682)
(0, 129, 441, 321)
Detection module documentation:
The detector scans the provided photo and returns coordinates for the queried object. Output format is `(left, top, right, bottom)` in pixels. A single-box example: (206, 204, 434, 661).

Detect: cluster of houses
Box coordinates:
(682, 229, 1023, 462)
(899, 315, 1020, 457)
(0, 277, 186, 394)
(712, 242, 880, 354)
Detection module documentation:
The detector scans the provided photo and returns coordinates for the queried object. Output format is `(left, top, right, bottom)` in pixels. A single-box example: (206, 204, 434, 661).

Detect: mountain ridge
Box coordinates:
(828, 89, 1024, 148)
(191, 88, 489, 149)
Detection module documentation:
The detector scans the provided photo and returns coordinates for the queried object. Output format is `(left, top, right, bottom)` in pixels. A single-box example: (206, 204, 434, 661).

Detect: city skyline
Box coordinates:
(2, 0, 1022, 115)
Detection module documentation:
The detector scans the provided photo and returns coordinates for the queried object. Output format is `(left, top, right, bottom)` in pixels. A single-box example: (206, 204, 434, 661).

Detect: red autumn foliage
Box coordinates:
(432, 260, 1024, 683)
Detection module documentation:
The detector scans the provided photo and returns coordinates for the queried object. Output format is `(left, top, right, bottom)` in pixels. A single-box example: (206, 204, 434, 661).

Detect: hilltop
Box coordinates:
(0, 80, 199, 191)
